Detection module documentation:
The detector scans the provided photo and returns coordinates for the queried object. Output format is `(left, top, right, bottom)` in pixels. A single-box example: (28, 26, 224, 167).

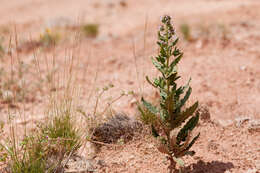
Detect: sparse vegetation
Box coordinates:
(81, 24, 99, 38)
(0, 36, 5, 57)
(180, 23, 193, 42)
(39, 28, 61, 47)
(139, 15, 200, 172)
(0, 101, 81, 173)
(0, 1, 258, 172)
(0, 57, 35, 107)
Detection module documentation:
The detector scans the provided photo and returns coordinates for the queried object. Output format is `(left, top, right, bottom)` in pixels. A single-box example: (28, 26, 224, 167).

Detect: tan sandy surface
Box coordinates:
(0, 0, 259, 172)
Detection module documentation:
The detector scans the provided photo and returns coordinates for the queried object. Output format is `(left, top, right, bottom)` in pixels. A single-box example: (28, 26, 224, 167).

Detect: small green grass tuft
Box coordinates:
(180, 23, 193, 42)
(0, 109, 80, 173)
(81, 24, 99, 38)
(41, 112, 80, 156)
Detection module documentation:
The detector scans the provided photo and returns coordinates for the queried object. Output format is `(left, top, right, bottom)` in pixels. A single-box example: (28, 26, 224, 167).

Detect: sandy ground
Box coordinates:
(0, 0, 260, 172)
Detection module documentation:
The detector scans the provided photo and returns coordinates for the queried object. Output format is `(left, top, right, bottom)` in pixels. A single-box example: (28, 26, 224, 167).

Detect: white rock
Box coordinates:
(217, 119, 233, 127)
(245, 168, 257, 173)
(240, 66, 247, 71)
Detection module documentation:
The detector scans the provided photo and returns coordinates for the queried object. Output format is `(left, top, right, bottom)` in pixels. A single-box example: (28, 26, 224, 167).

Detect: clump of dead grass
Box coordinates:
(91, 114, 142, 144)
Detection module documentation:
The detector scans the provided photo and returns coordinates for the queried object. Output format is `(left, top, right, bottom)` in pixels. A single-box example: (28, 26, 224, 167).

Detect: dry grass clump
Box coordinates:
(91, 114, 142, 144)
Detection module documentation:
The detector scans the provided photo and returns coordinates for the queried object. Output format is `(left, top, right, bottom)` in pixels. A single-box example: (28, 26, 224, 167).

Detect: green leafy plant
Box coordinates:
(139, 15, 200, 172)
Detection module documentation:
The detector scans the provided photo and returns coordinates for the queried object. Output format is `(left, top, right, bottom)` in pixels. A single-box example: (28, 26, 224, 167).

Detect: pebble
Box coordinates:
(240, 66, 247, 71)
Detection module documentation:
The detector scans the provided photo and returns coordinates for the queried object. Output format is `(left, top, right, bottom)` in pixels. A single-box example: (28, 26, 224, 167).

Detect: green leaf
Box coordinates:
(177, 112, 199, 144)
(156, 55, 165, 64)
(160, 109, 169, 122)
(138, 104, 157, 125)
(185, 132, 200, 152)
(173, 47, 181, 56)
(175, 78, 191, 101)
(171, 38, 179, 47)
(173, 101, 198, 128)
(159, 89, 167, 100)
(180, 87, 192, 107)
(141, 98, 158, 115)
(154, 77, 166, 89)
(151, 125, 159, 137)
(151, 58, 164, 74)
(169, 53, 182, 70)
(159, 46, 167, 58)
(166, 70, 177, 80)
(138, 104, 145, 117)
(146, 76, 157, 88)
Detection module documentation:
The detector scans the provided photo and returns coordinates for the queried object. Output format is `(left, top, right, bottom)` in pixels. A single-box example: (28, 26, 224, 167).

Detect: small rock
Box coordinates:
(196, 40, 203, 49)
(240, 66, 247, 71)
(64, 156, 95, 173)
(217, 119, 233, 127)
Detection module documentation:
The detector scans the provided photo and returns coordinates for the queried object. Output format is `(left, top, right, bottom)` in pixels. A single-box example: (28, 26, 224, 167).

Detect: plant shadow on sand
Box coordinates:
(183, 160, 234, 173)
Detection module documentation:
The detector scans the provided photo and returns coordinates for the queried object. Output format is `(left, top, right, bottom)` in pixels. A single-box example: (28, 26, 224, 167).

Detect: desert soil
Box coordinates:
(0, 0, 259, 172)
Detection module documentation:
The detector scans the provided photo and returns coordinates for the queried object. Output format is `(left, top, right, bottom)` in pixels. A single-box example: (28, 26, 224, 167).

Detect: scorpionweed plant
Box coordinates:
(139, 15, 200, 172)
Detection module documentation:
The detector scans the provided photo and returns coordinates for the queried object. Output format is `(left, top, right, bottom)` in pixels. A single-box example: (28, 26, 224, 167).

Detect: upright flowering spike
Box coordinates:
(139, 15, 200, 172)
